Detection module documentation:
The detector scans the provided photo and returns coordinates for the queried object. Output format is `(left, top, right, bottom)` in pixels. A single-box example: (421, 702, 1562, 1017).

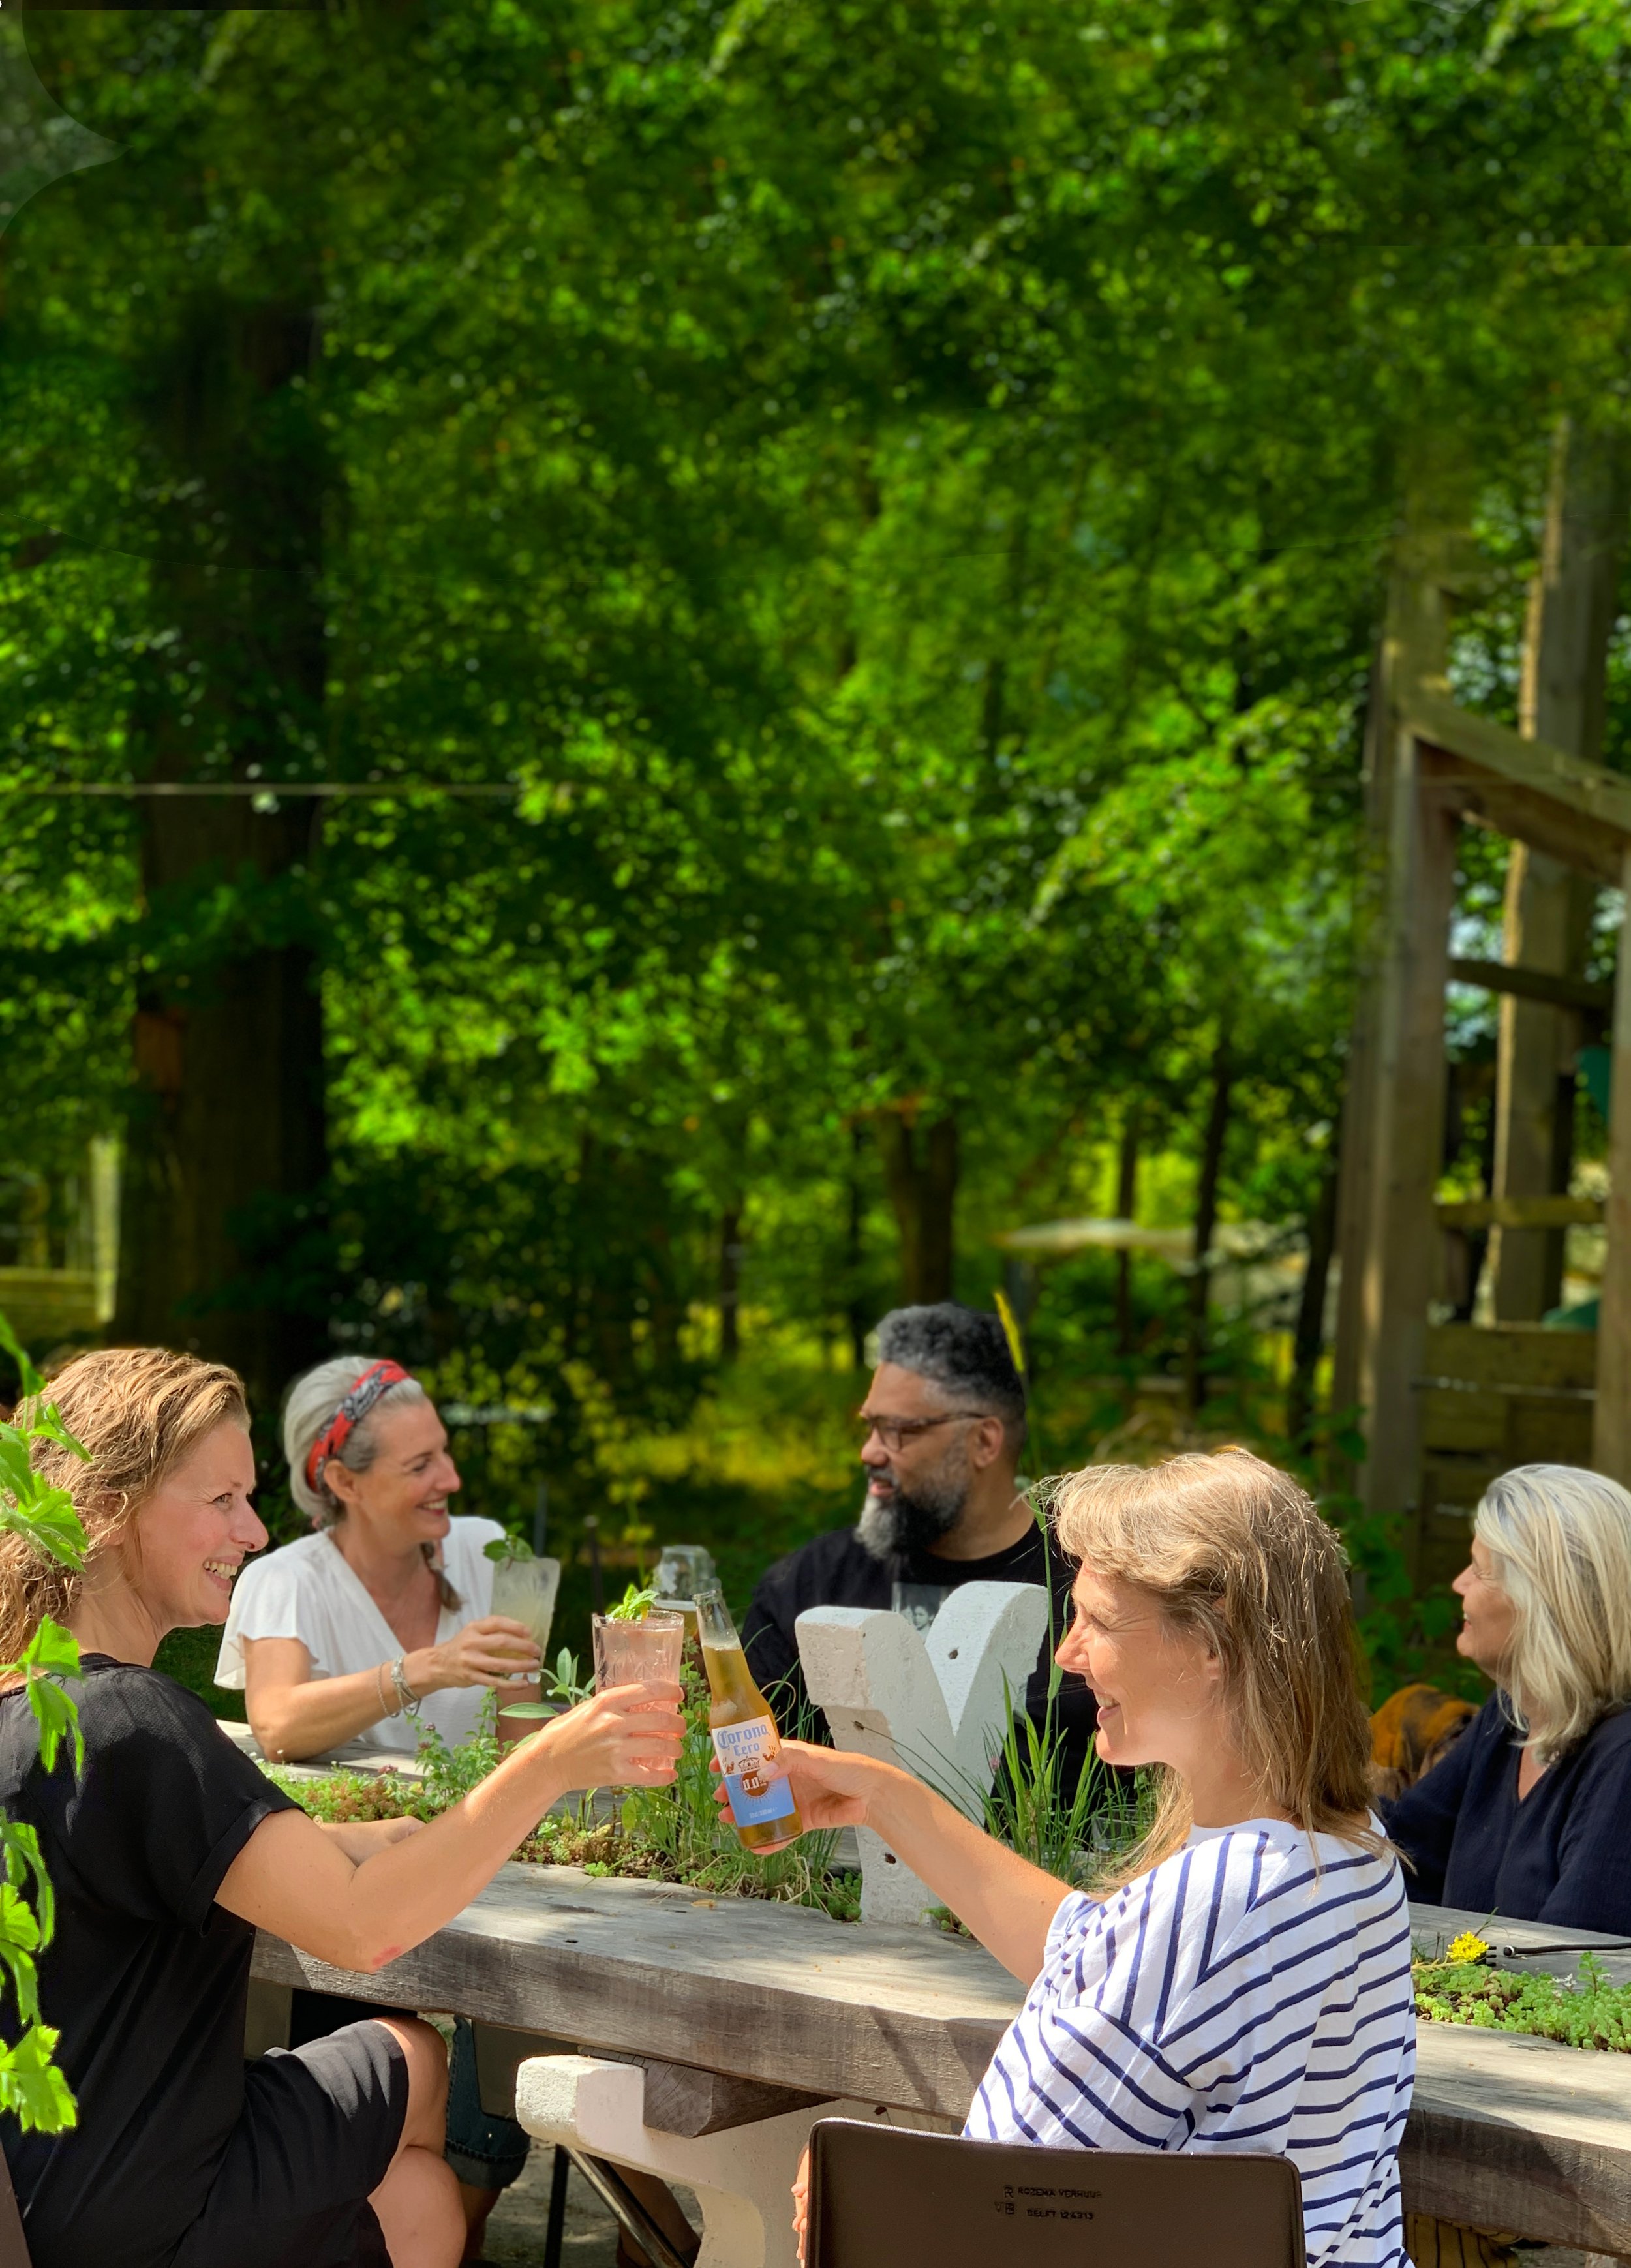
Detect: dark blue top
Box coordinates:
(1382, 1689, 1631, 1931)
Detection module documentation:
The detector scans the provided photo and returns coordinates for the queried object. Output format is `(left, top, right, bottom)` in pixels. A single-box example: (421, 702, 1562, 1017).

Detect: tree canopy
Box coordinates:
(6, 0, 1631, 1538)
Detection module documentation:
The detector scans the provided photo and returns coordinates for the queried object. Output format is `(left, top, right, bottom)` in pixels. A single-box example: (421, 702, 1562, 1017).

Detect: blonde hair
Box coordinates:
(1474, 1463, 1631, 1766)
(0, 1346, 249, 1661)
(1046, 1449, 1375, 1886)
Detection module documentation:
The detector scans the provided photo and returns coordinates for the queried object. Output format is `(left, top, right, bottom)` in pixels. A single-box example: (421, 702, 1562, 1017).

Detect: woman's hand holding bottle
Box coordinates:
(714, 1737, 894, 1835)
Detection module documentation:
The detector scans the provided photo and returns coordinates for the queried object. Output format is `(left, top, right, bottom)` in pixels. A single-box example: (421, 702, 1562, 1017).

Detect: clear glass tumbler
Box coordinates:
(592, 1611, 684, 1782)
(489, 1552, 562, 1677)
(592, 1610, 684, 1699)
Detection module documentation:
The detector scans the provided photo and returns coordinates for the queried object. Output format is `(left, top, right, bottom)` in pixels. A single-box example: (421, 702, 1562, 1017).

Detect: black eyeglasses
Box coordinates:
(855, 1410, 993, 1453)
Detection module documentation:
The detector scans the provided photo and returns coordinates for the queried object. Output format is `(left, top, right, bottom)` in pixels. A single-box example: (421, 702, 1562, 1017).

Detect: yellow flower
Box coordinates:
(1448, 1931, 1490, 1964)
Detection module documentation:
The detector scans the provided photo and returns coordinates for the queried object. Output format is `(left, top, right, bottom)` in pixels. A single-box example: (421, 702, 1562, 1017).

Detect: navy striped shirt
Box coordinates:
(967, 1819, 1414, 2267)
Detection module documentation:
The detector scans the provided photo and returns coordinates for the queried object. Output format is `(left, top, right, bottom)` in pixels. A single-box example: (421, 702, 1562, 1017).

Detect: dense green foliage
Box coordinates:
(10, 0, 1631, 1674)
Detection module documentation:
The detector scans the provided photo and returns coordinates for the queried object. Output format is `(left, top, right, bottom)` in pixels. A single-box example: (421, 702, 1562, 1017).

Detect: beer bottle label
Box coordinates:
(711, 1714, 797, 1829)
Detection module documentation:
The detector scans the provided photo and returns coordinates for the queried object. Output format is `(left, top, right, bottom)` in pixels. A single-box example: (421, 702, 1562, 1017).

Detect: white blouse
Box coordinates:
(214, 1517, 508, 1756)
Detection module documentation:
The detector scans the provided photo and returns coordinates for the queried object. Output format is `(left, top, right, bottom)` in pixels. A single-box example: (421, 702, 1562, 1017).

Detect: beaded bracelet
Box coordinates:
(389, 1657, 420, 1716)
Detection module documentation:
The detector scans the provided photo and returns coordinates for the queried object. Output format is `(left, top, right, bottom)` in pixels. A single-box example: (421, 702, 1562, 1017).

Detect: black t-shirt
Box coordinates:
(741, 1520, 1104, 1796)
(0, 1657, 300, 2268)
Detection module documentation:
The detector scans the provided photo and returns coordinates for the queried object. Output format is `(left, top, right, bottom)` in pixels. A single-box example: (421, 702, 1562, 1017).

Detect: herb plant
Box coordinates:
(605, 1582, 660, 1624)
(267, 1667, 862, 1918)
(0, 1310, 91, 2134)
(412, 1695, 502, 1809)
(1414, 1946, 1631, 2053)
(482, 1535, 536, 1567)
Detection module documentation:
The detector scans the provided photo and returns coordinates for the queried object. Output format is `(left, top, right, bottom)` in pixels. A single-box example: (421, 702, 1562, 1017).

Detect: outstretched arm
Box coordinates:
(734, 1741, 1071, 1983)
(217, 1682, 682, 1971)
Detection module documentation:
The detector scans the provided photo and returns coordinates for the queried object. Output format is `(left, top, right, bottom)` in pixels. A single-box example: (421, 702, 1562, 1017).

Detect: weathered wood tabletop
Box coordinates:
(251, 1876, 1631, 2255)
(253, 1863, 1017, 2116)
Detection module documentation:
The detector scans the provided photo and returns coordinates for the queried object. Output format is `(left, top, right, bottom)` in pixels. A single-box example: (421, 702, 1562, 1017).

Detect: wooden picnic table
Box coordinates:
(250, 1873, 1631, 2258)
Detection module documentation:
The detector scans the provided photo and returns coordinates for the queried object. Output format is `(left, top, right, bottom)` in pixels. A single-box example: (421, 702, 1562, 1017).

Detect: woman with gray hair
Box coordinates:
(1382, 1462, 1631, 1929)
(216, 1357, 541, 1764)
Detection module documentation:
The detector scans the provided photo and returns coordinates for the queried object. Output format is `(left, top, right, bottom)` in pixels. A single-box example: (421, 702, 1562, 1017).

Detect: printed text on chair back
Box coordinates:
(808, 2119, 1306, 2268)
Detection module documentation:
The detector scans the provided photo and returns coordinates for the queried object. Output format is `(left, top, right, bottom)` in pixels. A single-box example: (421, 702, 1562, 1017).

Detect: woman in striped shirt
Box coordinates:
(762, 1450, 1415, 2268)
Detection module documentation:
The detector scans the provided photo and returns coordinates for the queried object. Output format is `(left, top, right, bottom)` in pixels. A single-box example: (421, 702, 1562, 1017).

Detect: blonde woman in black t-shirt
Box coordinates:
(0, 1347, 682, 2268)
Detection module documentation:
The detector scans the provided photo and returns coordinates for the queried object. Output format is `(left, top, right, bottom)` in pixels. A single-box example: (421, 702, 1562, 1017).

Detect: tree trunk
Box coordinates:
(1114, 1104, 1140, 1355)
(719, 1207, 742, 1363)
(876, 1110, 958, 1305)
(114, 300, 330, 1411)
(1492, 417, 1628, 1320)
(1288, 1145, 1340, 1451)
(1185, 1043, 1233, 1414)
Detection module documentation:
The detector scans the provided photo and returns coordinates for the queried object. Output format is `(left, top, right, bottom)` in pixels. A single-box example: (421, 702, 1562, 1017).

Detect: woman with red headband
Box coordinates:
(216, 1357, 563, 2260)
(217, 1357, 541, 1764)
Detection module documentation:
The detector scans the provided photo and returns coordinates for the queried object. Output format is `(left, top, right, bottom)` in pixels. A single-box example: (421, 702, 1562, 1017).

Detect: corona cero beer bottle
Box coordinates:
(695, 1586, 803, 1854)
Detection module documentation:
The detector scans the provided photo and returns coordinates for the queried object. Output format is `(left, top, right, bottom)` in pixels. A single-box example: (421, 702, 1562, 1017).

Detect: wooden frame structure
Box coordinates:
(1332, 555, 1631, 1518)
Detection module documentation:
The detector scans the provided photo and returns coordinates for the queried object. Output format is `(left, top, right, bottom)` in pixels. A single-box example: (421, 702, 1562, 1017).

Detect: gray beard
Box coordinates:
(857, 1473, 968, 1562)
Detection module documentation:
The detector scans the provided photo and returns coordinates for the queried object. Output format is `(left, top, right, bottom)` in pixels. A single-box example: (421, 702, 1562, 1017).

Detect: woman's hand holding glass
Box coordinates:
(412, 1615, 541, 1693)
(533, 1680, 685, 1789)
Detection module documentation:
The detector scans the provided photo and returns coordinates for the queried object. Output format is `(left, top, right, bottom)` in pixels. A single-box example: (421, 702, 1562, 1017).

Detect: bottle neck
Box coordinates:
(695, 1590, 740, 1650)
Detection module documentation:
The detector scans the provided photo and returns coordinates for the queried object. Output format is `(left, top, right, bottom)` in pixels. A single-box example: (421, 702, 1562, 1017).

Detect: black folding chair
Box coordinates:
(806, 2118, 1306, 2268)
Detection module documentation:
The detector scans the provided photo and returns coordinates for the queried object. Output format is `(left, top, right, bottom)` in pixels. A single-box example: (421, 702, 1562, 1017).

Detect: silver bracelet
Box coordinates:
(389, 1657, 420, 1716)
(375, 1660, 398, 1719)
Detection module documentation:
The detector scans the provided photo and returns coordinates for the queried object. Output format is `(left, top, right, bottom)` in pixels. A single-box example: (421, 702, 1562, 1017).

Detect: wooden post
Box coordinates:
(1352, 742, 1460, 1524)
(1332, 491, 1465, 1455)
(1593, 854, 1631, 1485)
(1492, 418, 1627, 1320)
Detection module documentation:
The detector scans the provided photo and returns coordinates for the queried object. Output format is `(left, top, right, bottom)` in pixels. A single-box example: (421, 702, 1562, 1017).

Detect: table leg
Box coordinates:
(543, 2145, 570, 2268)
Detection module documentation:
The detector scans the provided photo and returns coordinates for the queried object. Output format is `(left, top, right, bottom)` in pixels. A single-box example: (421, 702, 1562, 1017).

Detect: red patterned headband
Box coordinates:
(306, 1359, 412, 1492)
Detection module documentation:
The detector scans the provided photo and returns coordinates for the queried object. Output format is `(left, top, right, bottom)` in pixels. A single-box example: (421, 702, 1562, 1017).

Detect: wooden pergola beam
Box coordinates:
(1405, 686, 1631, 881)
(1448, 957, 1611, 1017)
(1437, 1194, 1602, 1232)
(1337, 490, 1631, 1504)
(1351, 760, 1461, 1526)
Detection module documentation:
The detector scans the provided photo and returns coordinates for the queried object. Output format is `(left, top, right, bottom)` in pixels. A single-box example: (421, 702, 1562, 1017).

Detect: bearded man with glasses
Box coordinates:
(740, 1303, 1101, 1793)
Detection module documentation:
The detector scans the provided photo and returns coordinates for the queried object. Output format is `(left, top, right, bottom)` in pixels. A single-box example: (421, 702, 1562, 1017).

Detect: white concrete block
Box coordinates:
(795, 1582, 1050, 1926)
(514, 2053, 949, 2268)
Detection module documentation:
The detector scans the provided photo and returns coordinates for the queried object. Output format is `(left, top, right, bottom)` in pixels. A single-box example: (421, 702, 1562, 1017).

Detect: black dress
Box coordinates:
(1381, 1688, 1631, 1931)
(0, 1656, 410, 2268)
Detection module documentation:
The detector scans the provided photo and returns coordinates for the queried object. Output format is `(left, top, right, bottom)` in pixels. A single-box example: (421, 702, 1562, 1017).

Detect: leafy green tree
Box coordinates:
(11, 0, 1631, 1534)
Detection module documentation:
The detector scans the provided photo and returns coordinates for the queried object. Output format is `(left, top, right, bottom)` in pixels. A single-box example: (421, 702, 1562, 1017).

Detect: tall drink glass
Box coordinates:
(592, 1612, 684, 1779)
(489, 1551, 561, 1676)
